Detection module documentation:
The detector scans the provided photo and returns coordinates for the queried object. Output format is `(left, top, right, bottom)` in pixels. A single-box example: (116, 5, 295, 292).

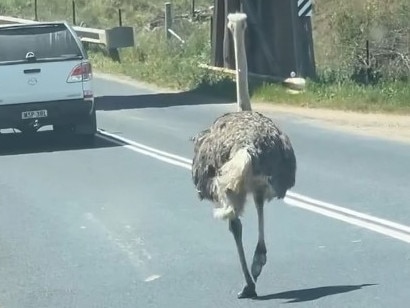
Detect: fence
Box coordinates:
(311, 0, 409, 83)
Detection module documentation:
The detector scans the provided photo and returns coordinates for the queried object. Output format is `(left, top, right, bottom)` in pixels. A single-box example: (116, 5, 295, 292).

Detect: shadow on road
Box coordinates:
(0, 131, 120, 156)
(96, 90, 234, 111)
(254, 284, 377, 303)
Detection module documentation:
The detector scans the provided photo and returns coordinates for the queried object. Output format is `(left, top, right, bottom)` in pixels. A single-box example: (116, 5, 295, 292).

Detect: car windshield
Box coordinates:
(0, 24, 82, 64)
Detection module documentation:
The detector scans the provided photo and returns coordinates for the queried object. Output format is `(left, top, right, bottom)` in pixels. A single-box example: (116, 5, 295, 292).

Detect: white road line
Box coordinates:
(98, 133, 192, 170)
(99, 129, 192, 164)
(284, 197, 410, 243)
(97, 131, 410, 244)
(287, 192, 410, 234)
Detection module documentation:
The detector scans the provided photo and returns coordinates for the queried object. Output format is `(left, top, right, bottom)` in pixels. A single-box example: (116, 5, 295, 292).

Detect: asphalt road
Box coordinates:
(0, 75, 409, 308)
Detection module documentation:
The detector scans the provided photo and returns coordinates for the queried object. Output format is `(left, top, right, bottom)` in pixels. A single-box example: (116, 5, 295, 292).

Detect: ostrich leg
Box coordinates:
(251, 194, 267, 282)
(229, 218, 257, 299)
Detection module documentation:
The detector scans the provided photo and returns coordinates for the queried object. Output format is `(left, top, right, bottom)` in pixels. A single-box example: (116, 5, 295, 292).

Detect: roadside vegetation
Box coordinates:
(2, 0, 409, 113)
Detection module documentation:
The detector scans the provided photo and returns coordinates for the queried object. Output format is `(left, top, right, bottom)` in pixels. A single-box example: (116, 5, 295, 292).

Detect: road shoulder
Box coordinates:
(95, 71, 410, 144)
(255, 103, 410, 144)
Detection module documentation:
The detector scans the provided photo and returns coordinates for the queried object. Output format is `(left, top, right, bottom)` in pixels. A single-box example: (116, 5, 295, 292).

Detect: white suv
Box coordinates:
(0, 21, 97, 142)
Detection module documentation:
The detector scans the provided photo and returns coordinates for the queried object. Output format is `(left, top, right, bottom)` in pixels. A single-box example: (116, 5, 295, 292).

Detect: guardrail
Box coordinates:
(0, 15, 134, 62)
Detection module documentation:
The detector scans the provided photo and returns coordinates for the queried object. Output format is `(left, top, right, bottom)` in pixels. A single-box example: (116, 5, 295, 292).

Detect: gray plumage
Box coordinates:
(192, 110, 296, 212)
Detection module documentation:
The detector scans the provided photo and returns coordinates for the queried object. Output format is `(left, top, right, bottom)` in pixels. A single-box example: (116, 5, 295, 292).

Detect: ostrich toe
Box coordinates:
(237, 283, 257, 299)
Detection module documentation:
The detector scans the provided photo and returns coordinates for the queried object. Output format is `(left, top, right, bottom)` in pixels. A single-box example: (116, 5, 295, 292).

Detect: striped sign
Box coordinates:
(297, 0, 312, 17)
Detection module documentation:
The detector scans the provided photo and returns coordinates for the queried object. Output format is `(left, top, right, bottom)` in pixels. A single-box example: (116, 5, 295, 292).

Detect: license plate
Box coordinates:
(22, 110, 48, 119)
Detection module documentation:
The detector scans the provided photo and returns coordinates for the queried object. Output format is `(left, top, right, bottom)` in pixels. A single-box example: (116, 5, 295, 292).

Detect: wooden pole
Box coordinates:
(34, 0, 38, 21)
(72, 0, 76, 25)
(211, 0, 225, 66)
(365, 39, 370, 85)
(223, 0, 241, 69)
(290, 0, 300, 77)
(198, 63, 283, 82)
(192, 0, 196, 20)
(165, 2, 172, 39)
(108, 49, 121, 63)
(223, 0, 230, 67)
(304, 17, 317, 79)
(118, 8, 122, 26)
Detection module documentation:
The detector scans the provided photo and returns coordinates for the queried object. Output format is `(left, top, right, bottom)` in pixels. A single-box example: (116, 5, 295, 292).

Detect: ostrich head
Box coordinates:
(227, 13, 251, 112)
(227, 12, 247, 34)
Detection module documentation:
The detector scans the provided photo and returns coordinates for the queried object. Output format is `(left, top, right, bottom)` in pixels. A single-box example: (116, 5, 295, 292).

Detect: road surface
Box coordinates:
(0, 74, 409, 308)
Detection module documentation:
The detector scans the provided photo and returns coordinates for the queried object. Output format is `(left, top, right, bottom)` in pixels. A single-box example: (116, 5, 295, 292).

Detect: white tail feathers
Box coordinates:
(213, 206, 236, 220)
(212, 148, 253, 220)
(219, 148, 252, 193)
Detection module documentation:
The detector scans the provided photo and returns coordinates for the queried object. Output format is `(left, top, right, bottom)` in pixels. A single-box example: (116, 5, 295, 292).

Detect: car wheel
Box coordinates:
(74, 111, 97, 145)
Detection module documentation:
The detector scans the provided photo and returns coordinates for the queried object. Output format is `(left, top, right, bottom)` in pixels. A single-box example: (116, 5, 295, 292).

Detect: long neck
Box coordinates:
(233, 29, 251, 111)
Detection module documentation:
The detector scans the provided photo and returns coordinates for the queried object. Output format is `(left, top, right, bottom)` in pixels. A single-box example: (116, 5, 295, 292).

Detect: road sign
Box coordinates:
(298, 0, 312, 17)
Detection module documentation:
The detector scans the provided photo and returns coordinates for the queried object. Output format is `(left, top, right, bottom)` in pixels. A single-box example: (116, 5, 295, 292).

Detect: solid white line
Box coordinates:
(97, 131, 410, 243)
(98, 129, 192, 164)
(287, 191, 410, 234)
(284, 197, 410, 243)
(98, 134, 192, 170)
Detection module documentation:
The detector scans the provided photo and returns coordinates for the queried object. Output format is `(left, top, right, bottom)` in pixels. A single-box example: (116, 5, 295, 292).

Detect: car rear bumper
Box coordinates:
(0, 99, 94, 129)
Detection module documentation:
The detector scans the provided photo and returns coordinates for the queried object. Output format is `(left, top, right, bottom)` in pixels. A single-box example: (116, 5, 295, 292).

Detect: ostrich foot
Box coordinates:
(237, 283, 257, 299)
(251, 244, 267, 282)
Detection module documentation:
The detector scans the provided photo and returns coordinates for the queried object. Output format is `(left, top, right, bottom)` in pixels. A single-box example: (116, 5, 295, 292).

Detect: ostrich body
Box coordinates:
(191, 13, 297, 299)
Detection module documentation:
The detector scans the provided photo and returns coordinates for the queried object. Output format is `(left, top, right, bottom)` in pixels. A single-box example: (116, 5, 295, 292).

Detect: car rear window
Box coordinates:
(0, 24, 83, 64)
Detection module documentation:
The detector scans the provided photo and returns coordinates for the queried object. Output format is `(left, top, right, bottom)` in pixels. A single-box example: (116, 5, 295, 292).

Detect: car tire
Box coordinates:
(54, 110, 97, 145)
(75, 110, 97, 145)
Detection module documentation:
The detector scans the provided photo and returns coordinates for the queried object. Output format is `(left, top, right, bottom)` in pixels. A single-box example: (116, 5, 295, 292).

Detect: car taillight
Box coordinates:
(67, 62, 92, 83)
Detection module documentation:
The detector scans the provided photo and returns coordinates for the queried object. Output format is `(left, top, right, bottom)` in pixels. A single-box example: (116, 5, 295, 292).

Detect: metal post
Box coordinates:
(34, 0, 38, 21)
(72, 0, 76, 25)
(165, 2, 172, 39)
(118, 8, 122, 26)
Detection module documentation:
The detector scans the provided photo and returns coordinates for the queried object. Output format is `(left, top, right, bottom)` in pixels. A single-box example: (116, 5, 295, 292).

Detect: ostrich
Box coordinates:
(191, 13, 297, 299)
